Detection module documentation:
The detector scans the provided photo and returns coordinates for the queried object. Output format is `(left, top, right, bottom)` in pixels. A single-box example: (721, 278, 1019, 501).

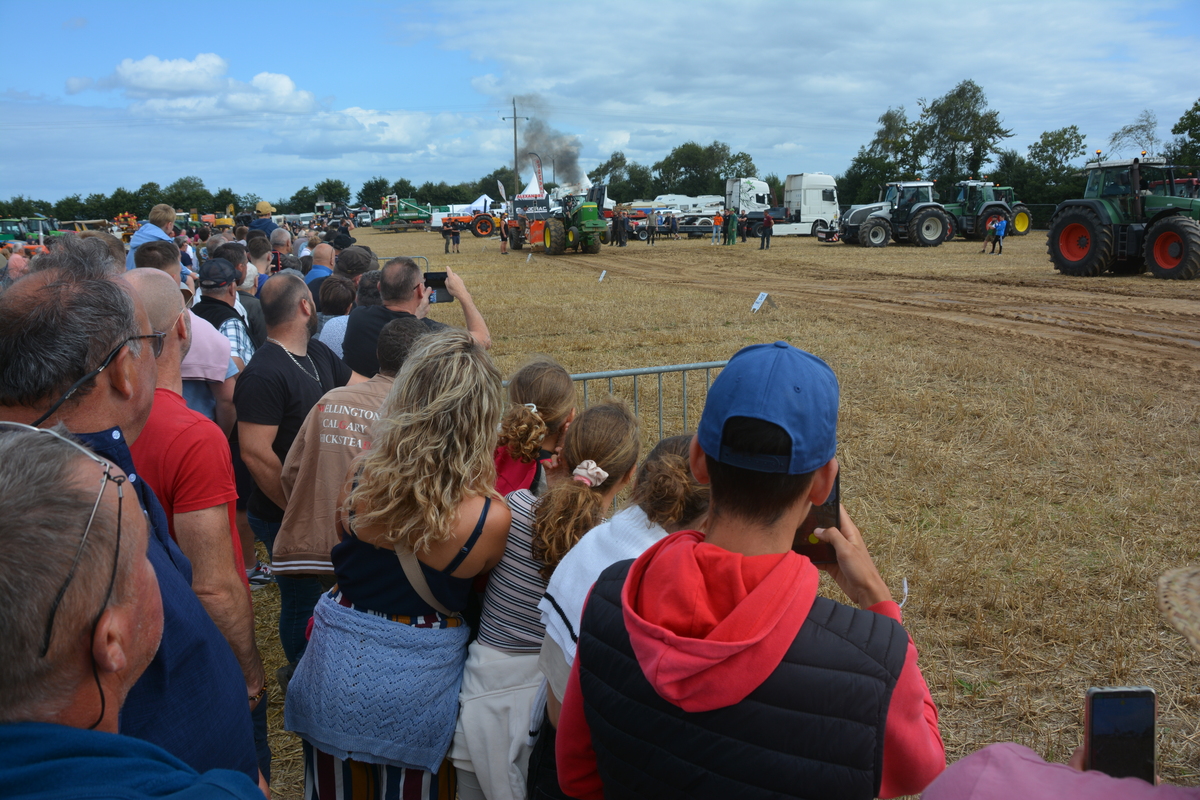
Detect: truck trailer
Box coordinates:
(725, 175, 840, 236)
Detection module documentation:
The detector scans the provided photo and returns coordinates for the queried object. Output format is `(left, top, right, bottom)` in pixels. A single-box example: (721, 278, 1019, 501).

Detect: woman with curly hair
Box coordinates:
(285, 329, 513, 800)
(493, 357, 576, 497)
(451, 400, 640, 800)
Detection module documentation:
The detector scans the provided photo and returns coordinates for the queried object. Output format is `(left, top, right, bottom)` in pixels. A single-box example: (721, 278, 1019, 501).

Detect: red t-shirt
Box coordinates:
(131, 388, 246, 588)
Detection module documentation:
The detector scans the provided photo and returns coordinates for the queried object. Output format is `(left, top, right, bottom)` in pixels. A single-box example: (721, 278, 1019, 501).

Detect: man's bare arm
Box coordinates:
(174, 504, 265, 696)
(238, 421, 286, 509)
(444, 266, 492, 349)
(213, 375, 237, 438)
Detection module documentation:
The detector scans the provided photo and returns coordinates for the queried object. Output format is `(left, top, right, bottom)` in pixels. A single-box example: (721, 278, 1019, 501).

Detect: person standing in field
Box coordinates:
(646, 212, 657, 246)
(980, 218, 997, 254)
(725, 208, 739, 245)
(990, 217, 1007, 255)
(760, 211, 774, 250)
(712, 211, 723, 245)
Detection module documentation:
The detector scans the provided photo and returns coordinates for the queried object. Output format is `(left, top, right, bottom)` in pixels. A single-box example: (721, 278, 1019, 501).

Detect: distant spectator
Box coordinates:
(316, 268, 378, 358)
(248, 237, 274, 294)
(124, 203, 176, 271)
(210, 242, 267, 350)
(310, 244, 374, 313)
(300, 255, 313, 275)
(176, 235, 195, 269)
(341, 259, 490, 378)
(270, 228, 292, 264)
(305, 243, 335, 286)
(234, 225, 249, 245)
(0, 250, 29, 291)
(712, 211, 723, 245)
(760, 211, 774, 250)
(250, 201, 278, 237)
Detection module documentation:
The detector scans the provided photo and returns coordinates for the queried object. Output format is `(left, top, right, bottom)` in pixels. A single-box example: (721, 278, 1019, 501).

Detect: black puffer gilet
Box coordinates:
(578, 559, 907, 800)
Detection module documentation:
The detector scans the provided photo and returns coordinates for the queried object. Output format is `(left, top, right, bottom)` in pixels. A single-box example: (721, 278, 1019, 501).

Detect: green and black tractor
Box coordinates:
(1047, 158, 1200, 279)
(942, 180, 1031, 241)
(541, 184, 608, 255)
(836, 181, 950, 247)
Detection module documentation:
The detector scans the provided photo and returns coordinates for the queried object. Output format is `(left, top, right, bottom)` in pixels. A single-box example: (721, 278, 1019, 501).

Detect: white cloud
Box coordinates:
(112, 53, 230, 97)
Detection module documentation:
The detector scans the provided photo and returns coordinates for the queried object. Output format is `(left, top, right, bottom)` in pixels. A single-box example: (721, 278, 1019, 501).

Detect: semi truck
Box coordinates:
(725, 174, 840, 236)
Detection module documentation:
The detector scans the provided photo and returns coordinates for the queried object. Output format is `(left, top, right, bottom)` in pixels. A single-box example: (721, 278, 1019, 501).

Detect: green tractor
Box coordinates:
(541, 185, 608, 255)
(1047, 158, 1200, 279)
(942, 180, 1031, 240)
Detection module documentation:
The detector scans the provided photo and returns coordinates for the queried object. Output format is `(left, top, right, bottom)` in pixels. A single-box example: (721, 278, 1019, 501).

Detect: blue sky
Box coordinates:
(2, 0, 1198, 206)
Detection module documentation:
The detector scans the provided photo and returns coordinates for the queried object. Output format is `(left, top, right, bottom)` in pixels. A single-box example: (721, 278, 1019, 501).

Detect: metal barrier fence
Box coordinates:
(569, 361, 728, 441)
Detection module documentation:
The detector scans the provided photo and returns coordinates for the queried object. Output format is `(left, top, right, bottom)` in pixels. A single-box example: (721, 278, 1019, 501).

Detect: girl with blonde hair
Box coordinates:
(286, 329, 513, 800)
(451, 400, 640, 800)
(494, 357, 576, 497)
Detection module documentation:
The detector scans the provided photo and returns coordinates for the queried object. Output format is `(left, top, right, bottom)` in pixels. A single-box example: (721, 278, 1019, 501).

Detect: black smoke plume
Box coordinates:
(516, 95, 582, 185)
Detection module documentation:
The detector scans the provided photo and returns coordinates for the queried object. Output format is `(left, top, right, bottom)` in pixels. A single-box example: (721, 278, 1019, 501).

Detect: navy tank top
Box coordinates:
(331, 497, 492, 616)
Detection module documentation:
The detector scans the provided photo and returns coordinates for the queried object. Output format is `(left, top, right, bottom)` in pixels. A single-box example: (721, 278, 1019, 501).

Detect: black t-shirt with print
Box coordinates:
(234, 338, 352, 521)
(341, 305, 448, 378)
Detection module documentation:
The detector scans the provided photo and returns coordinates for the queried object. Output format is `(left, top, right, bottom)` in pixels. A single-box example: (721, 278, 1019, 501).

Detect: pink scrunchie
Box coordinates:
(572, 460, 609, 488)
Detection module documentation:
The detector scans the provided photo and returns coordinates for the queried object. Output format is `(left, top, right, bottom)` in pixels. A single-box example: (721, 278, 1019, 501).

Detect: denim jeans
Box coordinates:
(246, 511, 281, 558)
(277, 573, 335, 666)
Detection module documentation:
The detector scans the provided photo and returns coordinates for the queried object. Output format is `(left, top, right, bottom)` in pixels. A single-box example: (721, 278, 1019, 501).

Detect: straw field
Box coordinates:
(257, 225, 1200, 797)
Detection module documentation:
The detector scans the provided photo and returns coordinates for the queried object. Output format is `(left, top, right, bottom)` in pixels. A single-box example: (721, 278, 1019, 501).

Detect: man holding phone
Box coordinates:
(340, 257, 491, 377)
(556, 341, 945, 800)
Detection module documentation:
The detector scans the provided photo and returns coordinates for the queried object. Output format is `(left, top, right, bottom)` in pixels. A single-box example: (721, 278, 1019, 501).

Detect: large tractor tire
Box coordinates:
(943, 215, 957, 242)
(543, 218, 566, 255)
(859, 218, 891, 247)
(471, 215, 494, 238)
(509, 229, 523, 250)
(972, 208, 1008, 241)
(1144, 216, 1200, 280)
(1009, 204, 1032, 236)
(1047, 207, 1114, 276)
(583, 236, 602, 254)
(908, 208, 948, 247)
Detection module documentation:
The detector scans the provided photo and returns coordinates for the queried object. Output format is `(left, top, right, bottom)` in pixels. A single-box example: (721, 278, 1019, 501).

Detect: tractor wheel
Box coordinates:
(1010, 204, 1032, 236)
(636, 228, 648, 241)
(510, 229, 523, 250)
(543, 218, 566, 255)
(567, 226, 580, 249)
(751, 222, 764, 238)
(943, 215, 957, 242)
(471, 215, 494, 237)
(1144, 216, 1200, 280)
(859, 218, 891, 247)
(908, 208, 948, 247)
(1046, 207, 1114, 277)
(975, 208, 1008, 241)
(584, 236, 601, 254)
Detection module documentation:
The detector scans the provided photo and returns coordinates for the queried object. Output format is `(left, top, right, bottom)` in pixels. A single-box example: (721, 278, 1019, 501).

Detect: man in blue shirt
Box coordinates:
(0, 234, 262, 787)
(249, 201, 279, 237)
(0, 425, 264, 800)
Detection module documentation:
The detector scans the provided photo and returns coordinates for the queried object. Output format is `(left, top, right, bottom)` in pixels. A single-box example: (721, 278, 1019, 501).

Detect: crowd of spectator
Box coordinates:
(1, 209, 1196, 800)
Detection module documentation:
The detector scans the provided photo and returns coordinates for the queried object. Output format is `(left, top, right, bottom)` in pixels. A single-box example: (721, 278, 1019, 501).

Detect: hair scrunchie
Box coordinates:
(572, 460, 609, 488)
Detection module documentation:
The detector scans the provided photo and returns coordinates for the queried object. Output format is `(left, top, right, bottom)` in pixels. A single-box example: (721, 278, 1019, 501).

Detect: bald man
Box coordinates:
(126, 269, 271, 783)
(304, 242, 335, 286)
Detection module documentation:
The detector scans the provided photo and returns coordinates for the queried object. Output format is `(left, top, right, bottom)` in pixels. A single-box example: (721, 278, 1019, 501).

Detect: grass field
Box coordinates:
(257, 225, 1200, 797)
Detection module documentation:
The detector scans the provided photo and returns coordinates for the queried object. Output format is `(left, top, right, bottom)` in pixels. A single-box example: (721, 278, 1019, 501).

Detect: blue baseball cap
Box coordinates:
(697, 341, 838, 475)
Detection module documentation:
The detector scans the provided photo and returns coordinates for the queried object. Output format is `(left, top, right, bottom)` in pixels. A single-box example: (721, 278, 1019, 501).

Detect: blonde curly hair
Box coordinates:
(347, 329, 503, 553)
(497, 357, 575, 463)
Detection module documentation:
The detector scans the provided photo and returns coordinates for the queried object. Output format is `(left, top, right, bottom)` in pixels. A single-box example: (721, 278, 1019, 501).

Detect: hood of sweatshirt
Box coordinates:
(621, 529, 819, 712)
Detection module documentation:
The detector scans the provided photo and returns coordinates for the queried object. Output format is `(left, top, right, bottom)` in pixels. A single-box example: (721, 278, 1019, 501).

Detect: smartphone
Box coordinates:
(794, 471, 839, 565)
(1085, 686, 1156, 783)
(423, 271, 454, 304)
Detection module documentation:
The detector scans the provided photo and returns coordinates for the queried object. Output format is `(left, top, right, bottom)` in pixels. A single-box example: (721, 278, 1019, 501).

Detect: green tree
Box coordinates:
(83, 193, 112, 221)
(472, 167, 517, 203)
(134, 182, 161, 219)
(763, 173, 783, 205)
(1108, 109, 1160, 157)
(0, 195, 51, 218)
(588, 151, 628, 184)
(869, 107, 922, 177)
(837, 147, 894, 204)
(288, 187, 316, 214)
(239, 193, 262, 212)
(54, 194, 87, 221)
(356, 176, 390, 208)
(1166, 97, 1200, 165)
(163, 176, 213, 215)
(313, 178, 351, 205)
(1028, 126, 1087, 178)
(915, 80, 1013, 190)
(108, 187, 139, 217)
(623, 162, 655, 201)
(653, 141, 752, 196)
(211, 187, 239, 214)
(390, 177, 417, 199)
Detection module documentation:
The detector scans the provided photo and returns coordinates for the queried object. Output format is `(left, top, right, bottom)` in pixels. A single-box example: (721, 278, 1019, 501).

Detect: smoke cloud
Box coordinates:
(516, 94, 582, 186)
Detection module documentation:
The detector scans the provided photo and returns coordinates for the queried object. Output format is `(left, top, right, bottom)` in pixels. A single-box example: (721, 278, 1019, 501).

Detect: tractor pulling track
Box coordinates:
(554, 235, 1200, 380)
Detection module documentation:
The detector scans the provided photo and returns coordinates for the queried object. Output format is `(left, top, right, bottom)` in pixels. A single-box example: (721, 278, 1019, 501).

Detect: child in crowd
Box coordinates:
(494, 357, 577, 497)
(451, 400, 640, 800)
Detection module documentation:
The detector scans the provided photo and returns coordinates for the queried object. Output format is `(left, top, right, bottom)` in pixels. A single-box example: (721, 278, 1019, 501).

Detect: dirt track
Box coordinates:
(544, 232, 1200, 380)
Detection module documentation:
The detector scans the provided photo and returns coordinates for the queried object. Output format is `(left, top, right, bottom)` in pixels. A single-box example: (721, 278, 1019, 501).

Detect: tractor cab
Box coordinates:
(881, 182, 934, 228)
(0, 218, 30, 242)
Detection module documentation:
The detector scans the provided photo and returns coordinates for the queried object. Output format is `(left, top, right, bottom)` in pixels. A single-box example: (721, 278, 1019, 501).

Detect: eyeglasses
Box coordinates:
(0, 422, 125, 730)
(30, 333, 163, 428)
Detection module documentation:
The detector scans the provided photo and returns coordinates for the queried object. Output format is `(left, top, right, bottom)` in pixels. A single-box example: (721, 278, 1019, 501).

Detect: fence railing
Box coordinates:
(569, 361, 728, 441)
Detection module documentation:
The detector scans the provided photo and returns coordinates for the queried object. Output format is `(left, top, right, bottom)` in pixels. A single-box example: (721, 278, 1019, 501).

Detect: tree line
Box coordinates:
(2, 87, 1197, 222)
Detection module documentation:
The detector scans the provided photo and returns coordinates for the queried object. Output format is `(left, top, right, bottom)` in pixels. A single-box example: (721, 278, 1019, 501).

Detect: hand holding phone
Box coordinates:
(795, 472, 840, 565)
(423, 271, 455, 304)
(1085, 686, 1156, 783)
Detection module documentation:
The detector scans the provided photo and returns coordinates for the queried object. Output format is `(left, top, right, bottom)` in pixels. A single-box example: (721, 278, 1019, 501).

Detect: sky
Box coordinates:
(2, 0, 1198, 206)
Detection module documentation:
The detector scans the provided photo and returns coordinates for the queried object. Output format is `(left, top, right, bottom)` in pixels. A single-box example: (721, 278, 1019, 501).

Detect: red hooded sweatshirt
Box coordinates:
(556, 530, 945, 799)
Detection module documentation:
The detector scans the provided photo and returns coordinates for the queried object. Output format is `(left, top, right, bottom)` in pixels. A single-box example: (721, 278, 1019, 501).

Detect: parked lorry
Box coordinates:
(372, 195, 432, 233)
(722, 175, 840, 236)
(1047, 157, 1200, 279)
(831, 181, 950, 247)
(941, 180, 1031, 240)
